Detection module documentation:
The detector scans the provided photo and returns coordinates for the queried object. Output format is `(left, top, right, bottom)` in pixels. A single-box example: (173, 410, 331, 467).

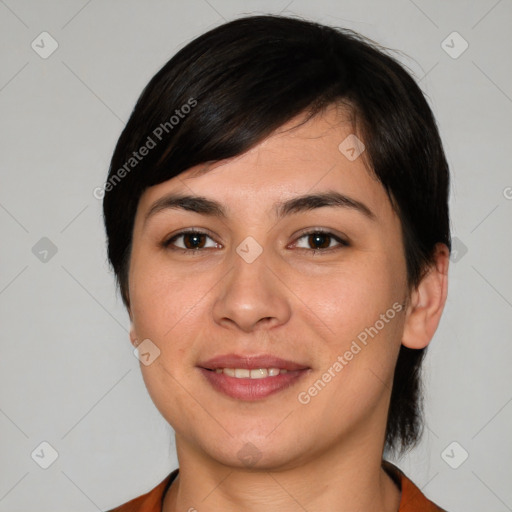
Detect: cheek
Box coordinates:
(298, 266, 404, 419)
(302, 253, 405, 398)
(129, 252, 209, 341)
(305, 256, 403, 336)
(129, 260, 210, 427)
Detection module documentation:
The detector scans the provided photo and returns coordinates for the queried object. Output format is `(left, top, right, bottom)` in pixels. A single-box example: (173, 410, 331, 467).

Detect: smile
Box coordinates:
(211, 368, 288, 378)
(197, 353, 311, 400)
(198, 368, 310, 400)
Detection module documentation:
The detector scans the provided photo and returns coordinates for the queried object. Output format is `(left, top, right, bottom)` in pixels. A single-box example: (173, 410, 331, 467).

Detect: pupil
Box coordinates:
(185, 234, 204, 249)
(309, 233, 329, 249)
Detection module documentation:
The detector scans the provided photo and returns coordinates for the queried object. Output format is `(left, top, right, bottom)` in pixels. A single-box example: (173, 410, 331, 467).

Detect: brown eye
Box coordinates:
(163, 230, 219, 251)
(294, 230, 349, 252)
(181, 233, 207, 249)
(307, 233, 331, 250)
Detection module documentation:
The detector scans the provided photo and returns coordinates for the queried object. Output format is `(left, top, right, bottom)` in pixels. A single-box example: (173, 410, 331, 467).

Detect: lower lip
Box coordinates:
(199, 368, 309, 401)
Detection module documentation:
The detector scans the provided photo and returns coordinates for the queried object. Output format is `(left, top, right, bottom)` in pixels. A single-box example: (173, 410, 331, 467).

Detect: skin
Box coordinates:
(127, 104, 449, 512)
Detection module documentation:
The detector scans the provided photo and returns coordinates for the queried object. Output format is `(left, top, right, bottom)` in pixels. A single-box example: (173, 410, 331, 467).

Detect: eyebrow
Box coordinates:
(143, 190, 376, 227)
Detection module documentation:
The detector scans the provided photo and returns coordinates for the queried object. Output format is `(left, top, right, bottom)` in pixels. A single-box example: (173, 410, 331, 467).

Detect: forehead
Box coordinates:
(136, 106, 392, 224)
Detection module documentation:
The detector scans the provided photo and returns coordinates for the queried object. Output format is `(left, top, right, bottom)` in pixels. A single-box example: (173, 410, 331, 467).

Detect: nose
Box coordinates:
(211, 245, 292, 333)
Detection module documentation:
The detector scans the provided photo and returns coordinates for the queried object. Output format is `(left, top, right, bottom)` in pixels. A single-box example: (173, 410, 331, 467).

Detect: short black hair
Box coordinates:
(103, 14, 451, 457)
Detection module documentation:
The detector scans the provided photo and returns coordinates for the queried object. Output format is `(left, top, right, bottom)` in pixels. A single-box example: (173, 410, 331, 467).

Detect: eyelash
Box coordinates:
(162, 228, 349, 255)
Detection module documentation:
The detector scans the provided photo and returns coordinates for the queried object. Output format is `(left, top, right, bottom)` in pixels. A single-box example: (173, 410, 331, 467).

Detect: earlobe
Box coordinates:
(402, 243, 450, 350)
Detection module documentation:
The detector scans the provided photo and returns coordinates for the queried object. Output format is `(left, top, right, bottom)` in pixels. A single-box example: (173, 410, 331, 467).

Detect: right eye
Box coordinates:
(162, 229, 221, 253)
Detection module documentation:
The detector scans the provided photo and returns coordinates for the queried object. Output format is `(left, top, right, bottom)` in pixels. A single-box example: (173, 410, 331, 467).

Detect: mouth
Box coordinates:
(197, 353, 311, 401)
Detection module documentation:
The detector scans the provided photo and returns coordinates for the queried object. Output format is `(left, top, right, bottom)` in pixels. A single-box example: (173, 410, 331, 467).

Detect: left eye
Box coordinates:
(293, 230, 349, 252)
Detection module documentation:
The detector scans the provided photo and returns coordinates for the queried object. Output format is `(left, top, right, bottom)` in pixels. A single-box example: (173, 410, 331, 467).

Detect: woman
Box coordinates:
(104, 14, 450, 512)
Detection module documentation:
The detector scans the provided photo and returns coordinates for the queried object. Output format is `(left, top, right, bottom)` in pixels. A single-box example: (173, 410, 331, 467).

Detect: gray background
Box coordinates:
(0, 0, 511, 511)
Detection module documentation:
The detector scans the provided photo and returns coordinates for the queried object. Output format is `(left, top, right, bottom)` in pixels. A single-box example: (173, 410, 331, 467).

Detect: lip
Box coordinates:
(198, 353, 309, 371)
(197, 353, 311, 401)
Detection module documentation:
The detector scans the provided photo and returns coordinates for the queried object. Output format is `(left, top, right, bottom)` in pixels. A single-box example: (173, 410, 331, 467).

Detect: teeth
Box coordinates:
(213, 368, 288, 379)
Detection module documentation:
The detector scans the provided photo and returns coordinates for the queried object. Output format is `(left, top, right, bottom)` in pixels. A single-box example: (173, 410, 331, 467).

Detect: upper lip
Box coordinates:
(198, 354, 309, 371)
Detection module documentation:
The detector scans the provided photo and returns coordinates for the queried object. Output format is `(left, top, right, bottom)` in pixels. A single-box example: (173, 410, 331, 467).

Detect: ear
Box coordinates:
(129, 321, 138, 348)
(125, 299, 138, 348)
(402, 243, 450, 349)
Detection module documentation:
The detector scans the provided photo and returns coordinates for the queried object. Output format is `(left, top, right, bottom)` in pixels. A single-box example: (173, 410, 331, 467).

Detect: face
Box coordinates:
(128, 105, 410, 471)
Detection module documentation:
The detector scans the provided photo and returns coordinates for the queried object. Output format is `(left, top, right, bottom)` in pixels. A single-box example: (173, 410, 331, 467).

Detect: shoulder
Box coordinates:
(382, 460, 449, 512)
(106, 469, 178, 512)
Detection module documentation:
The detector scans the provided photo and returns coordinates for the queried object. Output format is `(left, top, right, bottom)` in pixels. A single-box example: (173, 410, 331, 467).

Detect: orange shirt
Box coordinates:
(107, 460, 447, 511)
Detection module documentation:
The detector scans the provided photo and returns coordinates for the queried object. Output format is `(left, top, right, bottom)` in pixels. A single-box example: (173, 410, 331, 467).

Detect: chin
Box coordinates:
(197, 431, 310, 472)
